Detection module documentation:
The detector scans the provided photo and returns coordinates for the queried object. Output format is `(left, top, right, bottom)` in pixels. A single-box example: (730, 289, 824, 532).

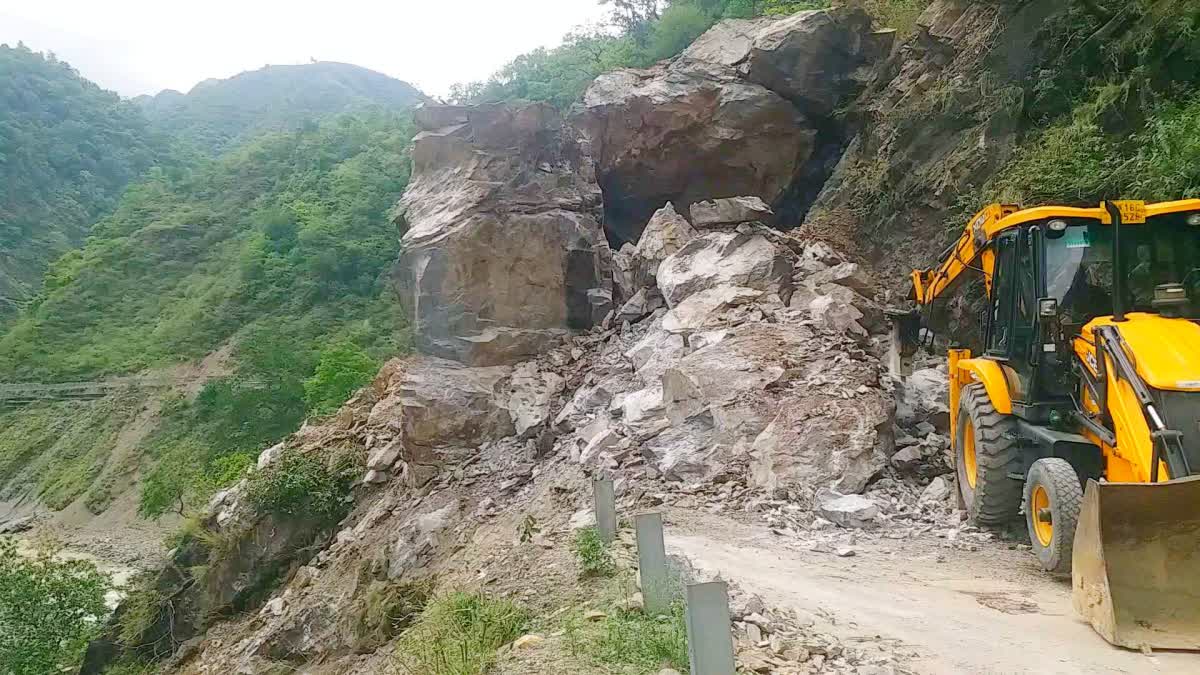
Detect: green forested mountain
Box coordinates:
(0, 43, 167, 317)
(0, 47, 427, 520)
(135, 61, 428, 154)
(0, 110, 415, 516)
(0, 110, 413, 381)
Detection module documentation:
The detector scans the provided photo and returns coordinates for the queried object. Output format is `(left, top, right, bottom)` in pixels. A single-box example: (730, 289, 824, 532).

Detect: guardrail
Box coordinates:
(592, 476, 738, 674)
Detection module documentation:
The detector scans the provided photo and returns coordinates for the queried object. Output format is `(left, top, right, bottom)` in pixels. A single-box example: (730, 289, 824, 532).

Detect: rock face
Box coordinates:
(657, 230, 794, 307)
(577, 8, 886, 240)
(682, 8, 878, 118)
(369, 356, 514, 483)
(396, 102, 611, 366)
(577, 58, 813, 243)
(689, 196, 775, 228)
(804, 0, 1060, 289)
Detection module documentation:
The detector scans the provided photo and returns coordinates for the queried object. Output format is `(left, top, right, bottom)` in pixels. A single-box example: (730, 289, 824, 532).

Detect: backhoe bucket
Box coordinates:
(1073, 477, 1200, 650)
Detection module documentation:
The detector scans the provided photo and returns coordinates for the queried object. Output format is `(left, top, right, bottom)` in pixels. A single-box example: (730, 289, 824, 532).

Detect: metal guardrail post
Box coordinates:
(635, 512, 670, 616)
(686, 581, 737, 675)
(592, 476, 617, 544)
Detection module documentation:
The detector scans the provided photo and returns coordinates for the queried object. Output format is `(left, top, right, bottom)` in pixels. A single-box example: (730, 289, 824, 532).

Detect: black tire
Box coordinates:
(1024, 457, 1083, 574)
(955, 383, 1023, 526)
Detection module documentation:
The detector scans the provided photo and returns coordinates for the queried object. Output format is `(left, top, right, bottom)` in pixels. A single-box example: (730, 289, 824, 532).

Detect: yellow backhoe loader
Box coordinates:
(900, 199, 1200, 651)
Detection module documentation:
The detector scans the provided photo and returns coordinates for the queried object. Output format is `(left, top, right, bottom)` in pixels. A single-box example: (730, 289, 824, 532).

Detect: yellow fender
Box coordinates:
(956, 357, 1013, 415)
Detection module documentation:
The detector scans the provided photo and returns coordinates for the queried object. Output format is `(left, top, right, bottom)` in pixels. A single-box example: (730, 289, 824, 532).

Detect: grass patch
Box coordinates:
(348, 580, 430, 651)
(395, 592, 530, 675)
(572, 527, 615, 578)
(565, 592, 689, 673)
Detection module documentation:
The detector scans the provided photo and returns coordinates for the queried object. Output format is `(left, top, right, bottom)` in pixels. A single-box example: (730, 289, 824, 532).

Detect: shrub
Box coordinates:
(396, 592, 529, 675)
(0, 538, 110, 674)
(303, 340, 379, 417)
(116, 572, 164, 648)
(349, 580, 431, 651)
(572, 527, 616, 578)
(244, 448, 358, 522)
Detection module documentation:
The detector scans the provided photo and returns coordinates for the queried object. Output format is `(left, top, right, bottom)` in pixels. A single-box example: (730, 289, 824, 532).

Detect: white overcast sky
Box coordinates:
(0, 0, 610, 99)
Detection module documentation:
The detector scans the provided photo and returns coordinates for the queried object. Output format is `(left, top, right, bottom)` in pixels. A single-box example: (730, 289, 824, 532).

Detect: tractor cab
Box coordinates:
(982, 203, 1200, 423)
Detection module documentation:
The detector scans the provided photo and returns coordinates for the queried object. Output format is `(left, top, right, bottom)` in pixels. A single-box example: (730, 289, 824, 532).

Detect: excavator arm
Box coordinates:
(910, 203, 1019, 306)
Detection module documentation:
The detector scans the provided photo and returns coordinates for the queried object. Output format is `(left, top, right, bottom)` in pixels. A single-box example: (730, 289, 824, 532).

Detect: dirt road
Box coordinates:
(668, 514, 1197, 674)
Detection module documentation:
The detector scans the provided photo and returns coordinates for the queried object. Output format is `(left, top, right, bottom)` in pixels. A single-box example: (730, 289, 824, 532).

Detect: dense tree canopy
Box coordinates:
(0, 109, 414, 381)
(0, 43, 167, 317)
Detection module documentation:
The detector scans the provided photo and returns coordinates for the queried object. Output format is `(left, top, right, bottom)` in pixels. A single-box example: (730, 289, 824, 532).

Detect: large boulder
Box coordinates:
(749, 364, 893, 494)
(632, 203, 698, 285)
(689, 196, 775, 228)
(396, 102, 611, 366)
(682, 8, 879, 118)
(386, 357, 515, 481)
(577, 59, 815, 243)
(656, 230, 794, 307)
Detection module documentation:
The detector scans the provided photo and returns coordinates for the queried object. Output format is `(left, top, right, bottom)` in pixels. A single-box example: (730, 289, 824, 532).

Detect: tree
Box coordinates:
(0, 538, 110, 674)
(601, 0, 665, 31)
(650, 4, 717, 60)
(304, 341, 380, 416)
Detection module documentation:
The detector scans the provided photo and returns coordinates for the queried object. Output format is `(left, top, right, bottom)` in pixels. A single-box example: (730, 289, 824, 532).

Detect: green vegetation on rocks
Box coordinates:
(982, 0, 1200, 208)
(244, 448, 360, 523)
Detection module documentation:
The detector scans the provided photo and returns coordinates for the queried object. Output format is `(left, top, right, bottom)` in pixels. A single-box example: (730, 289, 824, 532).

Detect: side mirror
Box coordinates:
(1038, 297, 1059, 318)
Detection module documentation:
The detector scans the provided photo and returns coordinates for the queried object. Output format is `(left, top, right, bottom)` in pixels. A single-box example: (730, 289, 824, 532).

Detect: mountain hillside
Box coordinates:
(0, 51, 429, 546)
(0, 110, 413, 380)
(135, 62, 428, 154)
(0, 43, 166, 318)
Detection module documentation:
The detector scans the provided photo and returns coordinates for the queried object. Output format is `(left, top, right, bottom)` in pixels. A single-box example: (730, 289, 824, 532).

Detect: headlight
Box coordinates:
(1187, 213, 1200, 226)
(1048, 219, 1068, 232)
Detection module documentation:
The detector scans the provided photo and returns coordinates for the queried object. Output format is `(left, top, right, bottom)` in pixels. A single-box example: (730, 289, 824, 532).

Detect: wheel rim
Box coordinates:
(962, 419, 978, 489)
(1031, 484, 1053, 546)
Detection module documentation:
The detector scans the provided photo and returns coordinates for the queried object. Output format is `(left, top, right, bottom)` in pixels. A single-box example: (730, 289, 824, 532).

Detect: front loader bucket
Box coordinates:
(1073, 477, 1200, 650)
